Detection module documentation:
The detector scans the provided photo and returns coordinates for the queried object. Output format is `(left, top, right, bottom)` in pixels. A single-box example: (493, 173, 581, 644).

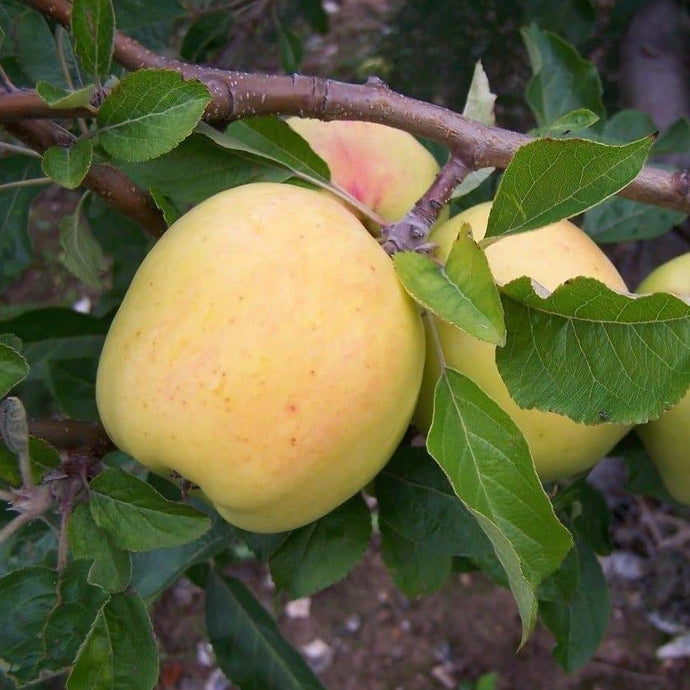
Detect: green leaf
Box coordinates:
(452, 64, 497, 198)
(12, 7, 68, 87)
(36, 81, 98, 110)
(41, 560, 110, 673)
(0, 435, 60, 486)
(180, 10, 234, 63)
(89, 468, 212, 551)
(375, 448, 494, 559)
(206, 569, 326, 690)
(498, 276, 690, 425)
(552, 480, 612, 555)
(655, 116, 690, 154)
(0, 343, 29, 399)
(42, 139, 94, 189)
(297, 0, 329, 33)
(583, 196, 684, 244)
(602, 109, 656, 144)
(68, 503, 131, 592)
(486, 136, 654, 239)
(539, 540, 609, 671)
(122, 133, 294, 204)
(71, 0, 115, 78)
(131, 516, 236, 603)
(0, 158, 43, 292)
(277, 22, 303, 73)
(148, 188, 180, 226)
(0, 566, 57, 685)
(269, 493, 371, 598)
(534, 108, 600, 136)
(47, 357, 99, 420)
(112, 0, 185, 50)
(0, 307, 109, 343)
(623, 446, 679, 503)
(59, 198, 107, 287)
(97, 69, 211, 162)
(197, 117, 330, 185)
(426, 369, 573, 644)
(393, 230, 505, 345)
(522, 24, 604, 129)
(67, 591, 158, 690)
(379, 519, 452, 597)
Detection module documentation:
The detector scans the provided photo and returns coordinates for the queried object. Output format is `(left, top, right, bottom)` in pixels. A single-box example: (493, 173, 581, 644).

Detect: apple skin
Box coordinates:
(286, 118, 442, 228)
(96, 182, 425, 533)
(414, 201, 632, 481)
(635, 252, 690, 504)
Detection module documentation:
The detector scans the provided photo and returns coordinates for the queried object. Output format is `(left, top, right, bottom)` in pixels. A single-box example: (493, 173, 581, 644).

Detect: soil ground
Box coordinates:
(152, 537, 690, 690)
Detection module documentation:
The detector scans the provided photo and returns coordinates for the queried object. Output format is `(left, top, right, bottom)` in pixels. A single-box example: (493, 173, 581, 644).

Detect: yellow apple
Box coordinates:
(286, 118, 442, 229)
(635, 252, 690, 504)
(414, 201, 632, 481)
(96, 182, 425, 533)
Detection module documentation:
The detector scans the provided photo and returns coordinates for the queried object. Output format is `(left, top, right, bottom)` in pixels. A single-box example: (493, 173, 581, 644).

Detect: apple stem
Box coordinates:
(380, 154, 471, 254)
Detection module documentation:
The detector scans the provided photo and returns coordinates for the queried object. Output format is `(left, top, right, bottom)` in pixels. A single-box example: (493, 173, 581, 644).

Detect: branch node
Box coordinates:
(672, 169, 690, 198)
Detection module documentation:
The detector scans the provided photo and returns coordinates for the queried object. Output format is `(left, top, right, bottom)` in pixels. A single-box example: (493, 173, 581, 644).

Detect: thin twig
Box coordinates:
(0, 177, 52, 192)
(0, 141, 42, 158)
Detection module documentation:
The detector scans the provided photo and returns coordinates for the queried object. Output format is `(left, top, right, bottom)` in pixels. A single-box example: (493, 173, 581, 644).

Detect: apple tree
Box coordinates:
(1, 0, 690, 688)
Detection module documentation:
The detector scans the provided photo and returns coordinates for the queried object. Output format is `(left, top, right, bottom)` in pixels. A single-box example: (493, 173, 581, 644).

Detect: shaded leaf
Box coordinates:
(47, 357, 99, 420)
(0, 434, 60, 486)
(122, 133, 293, 204)
(375, 447, 492, 558)
(277, 22, 303, 73)
(498, 276, 690, 425)
(58, 198, 107, 287)
(269, 493, 371, 598)
(97, 69, 211, 161)
(0, 566, 57, 685)
(180, 10, 234, 63)
(89, 468, 212, 551)
(68, 503, 131, 592)
(427, 369, 572, 643)
(197, 118, 330, 184)
(486, 136, 653, 239)
(206, 570, 326, 690)
(131, 515, 236, 603)
(41, 560, 110, 672)
(540, 540, 609, 671)
(522, 24, 604, 129)
(0, 343, 29, 399)
(71, 0, 114, 78)
(379, 519, 452, 597)
(36, 81, 98, 110)
(67, 591, 158, 690)
(583, 196, 684, 244)
(0, 158, 43, 292)
(42, 139, 93, 190)
(394, 229, 504, 344)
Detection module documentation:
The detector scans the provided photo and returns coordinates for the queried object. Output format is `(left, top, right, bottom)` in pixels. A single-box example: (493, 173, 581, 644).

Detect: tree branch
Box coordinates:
(28, 419, 112, 452)
(14, 0, 690, 217)
(3, 118, 167, 237)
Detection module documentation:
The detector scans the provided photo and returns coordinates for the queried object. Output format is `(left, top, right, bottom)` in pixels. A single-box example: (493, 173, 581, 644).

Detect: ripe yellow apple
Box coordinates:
(635, 252, 690, 504)
(286, 118, 442, 229)
(414, 201, 632, 481)
(96, 182, 425, 533)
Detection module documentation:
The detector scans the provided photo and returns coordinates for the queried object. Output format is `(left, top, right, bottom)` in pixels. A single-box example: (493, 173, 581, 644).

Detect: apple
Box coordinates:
(96, 182, 426, 533)
(414, 201, 632, 481)
(286, 118, 442, 229)
(635, 252, 690, 504)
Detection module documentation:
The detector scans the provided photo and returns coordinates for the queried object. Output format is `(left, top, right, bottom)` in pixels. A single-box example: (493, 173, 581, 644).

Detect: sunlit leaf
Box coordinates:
(498, 277, 690, 425)
(97, 69, 210, 161)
